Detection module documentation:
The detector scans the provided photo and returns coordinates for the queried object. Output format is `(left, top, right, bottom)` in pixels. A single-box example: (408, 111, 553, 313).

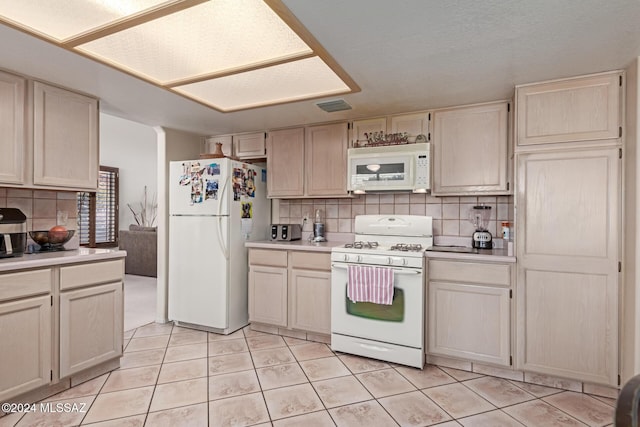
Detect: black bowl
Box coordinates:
(29, 230, 75, 248)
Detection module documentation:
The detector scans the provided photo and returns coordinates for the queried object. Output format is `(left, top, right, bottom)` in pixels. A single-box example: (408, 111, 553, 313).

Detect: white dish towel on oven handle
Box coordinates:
(347, 265, 394, 305)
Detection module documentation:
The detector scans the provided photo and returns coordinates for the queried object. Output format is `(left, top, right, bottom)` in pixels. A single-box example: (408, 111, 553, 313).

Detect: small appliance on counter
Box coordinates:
(468, 204, 493, 249)
(312, 209, 327, 242)
(270, 224, 302, 241)
(0, 208, 27, 258)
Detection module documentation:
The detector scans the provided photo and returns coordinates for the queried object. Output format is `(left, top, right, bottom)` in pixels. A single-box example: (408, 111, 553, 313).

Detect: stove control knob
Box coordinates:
(357, 255, 363, 262)
(387, 257, 393, 265)
(402, 259, 408, 266)
(343, 254, 349, 262)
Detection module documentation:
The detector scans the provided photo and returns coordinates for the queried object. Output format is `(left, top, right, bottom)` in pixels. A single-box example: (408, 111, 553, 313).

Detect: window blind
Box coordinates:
(77, 166, 119, 247)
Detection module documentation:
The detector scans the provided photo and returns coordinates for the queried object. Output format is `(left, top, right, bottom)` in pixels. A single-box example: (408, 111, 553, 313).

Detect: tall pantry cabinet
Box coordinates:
(514, 71, 623, 386)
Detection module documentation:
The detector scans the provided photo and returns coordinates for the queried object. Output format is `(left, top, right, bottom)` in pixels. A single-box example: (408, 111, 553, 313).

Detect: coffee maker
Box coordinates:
(0, 208, 27, 258)
(468, 205, 492, 249)
(312, 209, 327, 242)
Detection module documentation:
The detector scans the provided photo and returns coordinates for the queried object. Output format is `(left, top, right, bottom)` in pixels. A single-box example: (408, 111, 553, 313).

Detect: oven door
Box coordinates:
(330, 262, 424, 348)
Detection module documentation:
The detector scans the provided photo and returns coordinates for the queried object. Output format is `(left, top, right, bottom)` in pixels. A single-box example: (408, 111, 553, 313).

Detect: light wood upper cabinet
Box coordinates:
(0, 70, 26, 185)
(33, 81, 98, 190)
(516, 72, 621, 146)
(233, 132, 266, 158)
(390, 112, 429, 142)
(266, 127, 305, 198)
(305, 123, 348, 197)
(204, 135, 232, 157)
(350, 117, 386, 147)
(0, 295, 51, 402)
(267, 124, 349, 198)
(427, 259, 512, 367)
(432, 101, 510, 195)
(516, 146, 620, 385)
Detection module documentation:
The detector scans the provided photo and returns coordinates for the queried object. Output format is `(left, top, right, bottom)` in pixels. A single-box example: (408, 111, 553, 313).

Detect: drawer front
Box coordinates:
(248, 249, 287, 267)
(289, 251, 331, 271)
(428, 259, 511, 287)
(60, 260, 124, 291)
(0, 269, 52, 302)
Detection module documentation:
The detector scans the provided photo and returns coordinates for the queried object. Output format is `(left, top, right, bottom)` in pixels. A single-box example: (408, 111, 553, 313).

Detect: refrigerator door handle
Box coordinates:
(217, 175, 230, 259)
(217, 216, 228, 260)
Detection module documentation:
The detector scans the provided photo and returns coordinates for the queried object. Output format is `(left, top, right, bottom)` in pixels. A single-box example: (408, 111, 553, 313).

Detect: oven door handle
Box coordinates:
(331, 264, 420, 275)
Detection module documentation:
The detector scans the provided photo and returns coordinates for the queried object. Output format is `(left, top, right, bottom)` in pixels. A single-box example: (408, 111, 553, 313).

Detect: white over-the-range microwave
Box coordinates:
(347, 143, 431, 194)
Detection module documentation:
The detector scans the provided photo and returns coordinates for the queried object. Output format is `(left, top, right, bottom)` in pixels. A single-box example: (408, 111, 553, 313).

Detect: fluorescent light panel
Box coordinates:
(174, 56, 350, 111)
(0, 0, 166, 41)
(0, 0, 358, 111)
(76, 0, 312, 84)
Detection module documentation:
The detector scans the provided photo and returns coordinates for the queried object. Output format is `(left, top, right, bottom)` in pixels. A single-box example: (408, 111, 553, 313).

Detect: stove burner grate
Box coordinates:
(390, 243, 423, 252)
(344, 241, 379, 249)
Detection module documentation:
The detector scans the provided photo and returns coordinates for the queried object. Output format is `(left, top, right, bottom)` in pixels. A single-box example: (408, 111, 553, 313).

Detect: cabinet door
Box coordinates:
(516, 146, 620, 385)
(59, 282, 123, 378)
(428, 281, 510, 366)
(248, 266, 287, 327)
(289, 269, 331, 334)
(305, 123, 349, 197)
(233, 132, 266, 158)
(0, 70, 26, 185)
(0, 295, 51, 402)
(204, 135, 232, 157)
(390, 112, 429, 142)
(351, 117, 386, 147)
(33, 81, 99, 189)
(432, 101, 509, 195)
(266, 128, 304, 198)
(516, 72, 621, 146)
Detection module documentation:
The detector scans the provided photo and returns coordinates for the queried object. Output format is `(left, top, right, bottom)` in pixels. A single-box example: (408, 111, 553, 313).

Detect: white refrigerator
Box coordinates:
(168, 158, 269, 334)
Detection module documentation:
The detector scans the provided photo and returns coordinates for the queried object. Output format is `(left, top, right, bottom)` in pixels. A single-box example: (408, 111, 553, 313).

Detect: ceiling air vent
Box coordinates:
(316, 99, 352, 112)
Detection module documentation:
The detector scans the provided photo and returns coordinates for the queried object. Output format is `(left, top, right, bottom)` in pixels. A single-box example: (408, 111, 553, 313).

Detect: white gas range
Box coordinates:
(330, 215, 433, 368)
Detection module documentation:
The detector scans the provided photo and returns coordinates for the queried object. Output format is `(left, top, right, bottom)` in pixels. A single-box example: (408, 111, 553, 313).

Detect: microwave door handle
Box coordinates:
(331, 264, 420, 275)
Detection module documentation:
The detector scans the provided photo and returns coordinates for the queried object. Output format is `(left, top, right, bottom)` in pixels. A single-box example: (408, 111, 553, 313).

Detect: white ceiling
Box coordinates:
(1, 0, 639, 137)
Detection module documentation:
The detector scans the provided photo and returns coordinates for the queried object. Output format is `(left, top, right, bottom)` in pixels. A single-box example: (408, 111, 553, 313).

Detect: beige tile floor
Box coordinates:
(2, 323, 617, 427)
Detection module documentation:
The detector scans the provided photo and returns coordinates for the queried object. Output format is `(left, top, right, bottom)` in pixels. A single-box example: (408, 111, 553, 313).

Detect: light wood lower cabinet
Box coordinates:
(248, 265, 288, 327)
(0, 257, 124, 402)
(59, 282, 123, 378)
(427, 259, 513, 367)
(289, 269, 331, 334)
(248, 248, 331, 334)
(0, 295, 51, 402)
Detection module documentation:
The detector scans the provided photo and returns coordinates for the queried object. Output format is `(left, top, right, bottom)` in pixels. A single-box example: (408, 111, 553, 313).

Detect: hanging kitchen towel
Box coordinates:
(347, 265, 394, 305)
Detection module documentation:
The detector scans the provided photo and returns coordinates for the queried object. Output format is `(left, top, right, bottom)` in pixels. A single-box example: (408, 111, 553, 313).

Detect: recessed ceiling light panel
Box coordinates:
(174, 56, 350, 111)
(0, 0, 166, 41)
(76, 0, 312, 84)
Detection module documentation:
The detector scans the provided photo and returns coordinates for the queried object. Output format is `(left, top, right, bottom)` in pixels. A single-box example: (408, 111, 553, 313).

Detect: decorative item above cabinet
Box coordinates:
(203, 132, 266, 160)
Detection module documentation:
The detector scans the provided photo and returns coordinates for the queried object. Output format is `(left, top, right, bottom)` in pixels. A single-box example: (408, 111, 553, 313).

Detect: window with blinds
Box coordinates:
(77, 166, 119, 247)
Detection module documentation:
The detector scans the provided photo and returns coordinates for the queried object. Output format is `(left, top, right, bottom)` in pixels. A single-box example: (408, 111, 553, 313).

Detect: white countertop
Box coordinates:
(0, 248, 127, 272)
(245, 240, 345, 253)
(425, 247, 516, 263)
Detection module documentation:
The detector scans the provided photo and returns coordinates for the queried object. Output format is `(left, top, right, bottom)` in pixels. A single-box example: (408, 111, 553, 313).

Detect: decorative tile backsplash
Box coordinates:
(0, 188, 78, 232)
(277, 194, 514, 240)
